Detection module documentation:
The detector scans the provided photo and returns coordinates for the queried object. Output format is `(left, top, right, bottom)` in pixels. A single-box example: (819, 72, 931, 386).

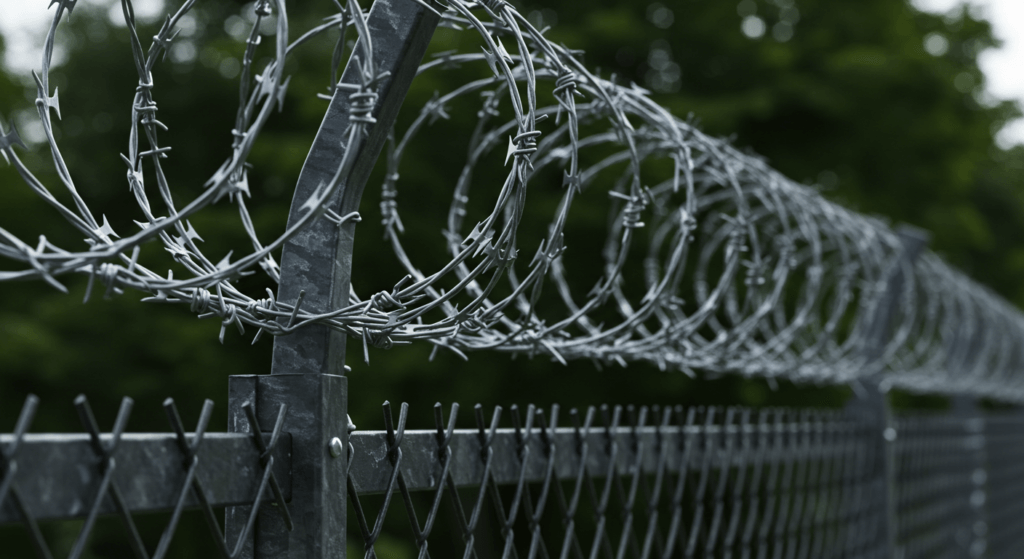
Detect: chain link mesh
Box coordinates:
(5, 396, 1024, 558)
(346, 402, 888, 559)
(0, 394, 291, 559)
(981, 414, 1024, 559)
(894, 413, 983, 559)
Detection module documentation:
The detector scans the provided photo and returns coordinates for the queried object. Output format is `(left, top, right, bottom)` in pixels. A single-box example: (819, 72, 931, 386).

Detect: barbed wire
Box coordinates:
(3, 0, 1024, 401)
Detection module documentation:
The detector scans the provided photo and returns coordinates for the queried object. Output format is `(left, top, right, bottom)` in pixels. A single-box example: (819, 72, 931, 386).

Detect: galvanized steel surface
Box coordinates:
(4, 395, 1024, 559)
(346, 402, 887, 559)
(345, 402, 1024, 559)
(0, 394, 292, 559)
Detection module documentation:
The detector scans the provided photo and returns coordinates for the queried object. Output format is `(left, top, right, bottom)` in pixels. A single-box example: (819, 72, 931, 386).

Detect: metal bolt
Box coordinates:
(329, 437, 344, 458)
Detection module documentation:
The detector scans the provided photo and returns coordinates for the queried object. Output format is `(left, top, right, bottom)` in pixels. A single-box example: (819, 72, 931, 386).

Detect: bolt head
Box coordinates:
(329, 436, 344, 458)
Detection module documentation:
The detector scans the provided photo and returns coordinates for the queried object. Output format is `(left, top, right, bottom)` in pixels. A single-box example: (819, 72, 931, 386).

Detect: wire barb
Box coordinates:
(1, 0, 1023, 403)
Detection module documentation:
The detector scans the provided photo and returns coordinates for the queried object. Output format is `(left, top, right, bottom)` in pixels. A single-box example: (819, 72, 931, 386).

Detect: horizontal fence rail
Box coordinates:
(0, 432, 292, 522)
(3, 396, 1024, 559)
(0, 394, 292, 559)
(348, 405, 868, 494)
(346, 402, 887, 559)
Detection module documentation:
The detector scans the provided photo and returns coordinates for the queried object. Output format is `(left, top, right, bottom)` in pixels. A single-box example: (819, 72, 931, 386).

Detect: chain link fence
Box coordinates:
(3, 396, 1023, 558)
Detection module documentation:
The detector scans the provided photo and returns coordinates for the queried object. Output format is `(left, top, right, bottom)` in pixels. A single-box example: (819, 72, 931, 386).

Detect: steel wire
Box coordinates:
(2, 0, 1024, 399)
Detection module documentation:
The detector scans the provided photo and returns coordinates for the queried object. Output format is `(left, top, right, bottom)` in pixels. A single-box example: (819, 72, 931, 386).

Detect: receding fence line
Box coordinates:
(3, 0, 1024, 558)
(4, 396, 1023, 558)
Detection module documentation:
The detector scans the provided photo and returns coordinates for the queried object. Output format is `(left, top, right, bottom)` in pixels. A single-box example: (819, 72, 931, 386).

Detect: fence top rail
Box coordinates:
(345, 400, 874, 495)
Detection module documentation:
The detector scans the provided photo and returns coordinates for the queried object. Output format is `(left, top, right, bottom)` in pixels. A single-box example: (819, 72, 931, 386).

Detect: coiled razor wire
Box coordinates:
(3, 0, 1024, 401)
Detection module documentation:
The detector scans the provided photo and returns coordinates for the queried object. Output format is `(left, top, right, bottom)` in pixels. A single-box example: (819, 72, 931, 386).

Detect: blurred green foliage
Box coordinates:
(0, 0, 1022, 555)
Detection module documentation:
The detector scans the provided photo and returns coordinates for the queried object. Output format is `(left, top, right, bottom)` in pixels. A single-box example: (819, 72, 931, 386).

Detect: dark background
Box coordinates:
(0, 0, 1021, 555)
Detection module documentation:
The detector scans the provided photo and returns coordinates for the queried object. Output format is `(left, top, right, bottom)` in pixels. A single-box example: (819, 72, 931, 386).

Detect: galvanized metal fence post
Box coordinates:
(948, 280, 989, 557)
(226, 1, 441, 557)
(847, 225, 929, 559)
(952, 395, 989, 559)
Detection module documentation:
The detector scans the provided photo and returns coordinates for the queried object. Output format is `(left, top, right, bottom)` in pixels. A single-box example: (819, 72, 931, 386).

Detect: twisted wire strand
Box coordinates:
(2, 0, 1024, 401)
